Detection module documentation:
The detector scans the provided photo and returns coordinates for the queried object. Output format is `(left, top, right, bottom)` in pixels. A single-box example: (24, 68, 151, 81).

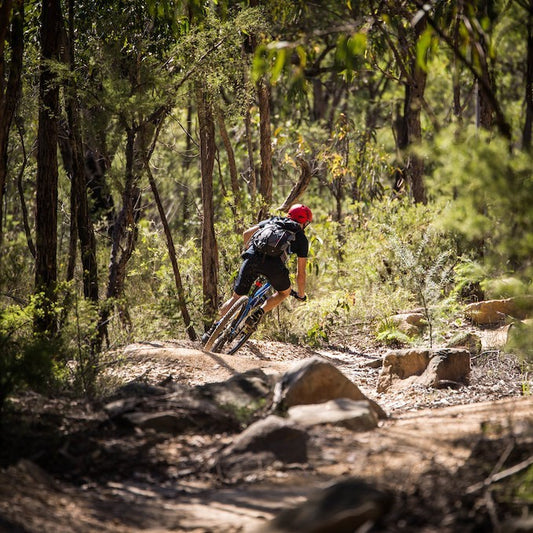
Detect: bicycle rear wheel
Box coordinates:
(204, 296, 248, 353)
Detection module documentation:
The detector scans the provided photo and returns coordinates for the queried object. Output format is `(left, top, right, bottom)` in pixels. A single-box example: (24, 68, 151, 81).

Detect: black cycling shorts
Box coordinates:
(233, 254, 291, 295)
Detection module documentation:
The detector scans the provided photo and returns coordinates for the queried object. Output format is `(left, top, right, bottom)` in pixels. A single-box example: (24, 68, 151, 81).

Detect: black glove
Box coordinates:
(290, 289, 307, 302)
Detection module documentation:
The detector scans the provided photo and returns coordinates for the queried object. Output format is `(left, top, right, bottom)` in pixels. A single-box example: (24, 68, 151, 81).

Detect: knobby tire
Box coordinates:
(204, 295, 248, 353)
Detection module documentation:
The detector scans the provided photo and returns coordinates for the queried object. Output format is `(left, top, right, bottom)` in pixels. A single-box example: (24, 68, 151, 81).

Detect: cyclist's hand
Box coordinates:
(290, 289, 307, 302)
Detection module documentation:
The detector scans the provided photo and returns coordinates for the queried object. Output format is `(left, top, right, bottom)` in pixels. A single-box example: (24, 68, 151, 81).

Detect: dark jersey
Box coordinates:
(244, 217, 309, 259)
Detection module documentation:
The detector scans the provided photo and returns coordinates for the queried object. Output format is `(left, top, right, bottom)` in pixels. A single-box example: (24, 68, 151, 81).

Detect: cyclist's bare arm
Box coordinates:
(296, 256, 307, 299)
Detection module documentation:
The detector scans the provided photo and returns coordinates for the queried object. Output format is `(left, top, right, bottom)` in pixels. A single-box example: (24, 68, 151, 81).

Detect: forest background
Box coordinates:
(0, 0, 532, 405)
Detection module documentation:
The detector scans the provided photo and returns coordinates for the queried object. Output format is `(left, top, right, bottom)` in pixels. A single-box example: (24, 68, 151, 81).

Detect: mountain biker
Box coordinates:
(202, 203, 312, 344)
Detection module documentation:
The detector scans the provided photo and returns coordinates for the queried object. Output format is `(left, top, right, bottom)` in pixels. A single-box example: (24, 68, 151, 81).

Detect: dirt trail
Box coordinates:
(0, 339, 531, 533)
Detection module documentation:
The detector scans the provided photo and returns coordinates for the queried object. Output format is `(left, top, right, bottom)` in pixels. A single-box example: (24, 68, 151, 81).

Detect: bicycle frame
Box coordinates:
(231, 278, 272, 333)
(204, 277, 273, 354)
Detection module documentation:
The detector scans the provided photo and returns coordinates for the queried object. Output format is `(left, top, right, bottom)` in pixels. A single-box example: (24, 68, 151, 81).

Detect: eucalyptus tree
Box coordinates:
(75, 0, 187, 343)
(171, 3, 267, 324)
(250, 0, 394, 212)
(34, 0, 62, 337)
(0, 0, 23, 250)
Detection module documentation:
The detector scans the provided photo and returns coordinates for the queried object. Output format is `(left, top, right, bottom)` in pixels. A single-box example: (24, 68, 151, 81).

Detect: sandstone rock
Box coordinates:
(377, 349, 431, 393)
(219, 415, 308, 464)
(287, 398, 378, 431)
(120, 396, 239, 433)
(389, 312, 427, 336)
(417, 349, 471, 388)
(378, 348, 470, 392)
(195, 368, 273, 422)
(465, 296, 533, 326)
(123, 410, 190, 433)
(257, 477, 393, 533)
(446, 332, 482, 355)
(272, 357, 386, 419)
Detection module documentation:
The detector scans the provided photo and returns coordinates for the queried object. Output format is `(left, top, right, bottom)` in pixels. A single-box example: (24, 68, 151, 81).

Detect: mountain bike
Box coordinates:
(203, 278, 305, 355)
(203, 277, 272, 355)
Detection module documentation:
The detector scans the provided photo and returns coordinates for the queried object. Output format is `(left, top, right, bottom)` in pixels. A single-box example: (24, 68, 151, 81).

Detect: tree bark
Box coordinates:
(244, 102, 257, 200)
(393, 15, 428, 204)
(146, 164, 197, 341)
(278, 157, 314, 212)
(97, 127, 142, 346)
(196, 84, 218, 326)
(404, 58, 427, 204)
(34, 0, 62, 336)
(216, 107, 240, 204)
(523, 0, 533, 151)
(65, 0, 98, 303)
(257, 78, 273, 219)
(0, 0, 23, 249)
(14, 119, 35, 257)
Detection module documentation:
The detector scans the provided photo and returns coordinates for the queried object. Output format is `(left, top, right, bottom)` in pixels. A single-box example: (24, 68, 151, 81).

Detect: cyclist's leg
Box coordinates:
(220, 257, 257, 316)
(263, 287, 291, 312)
(257, 258, 291, 313)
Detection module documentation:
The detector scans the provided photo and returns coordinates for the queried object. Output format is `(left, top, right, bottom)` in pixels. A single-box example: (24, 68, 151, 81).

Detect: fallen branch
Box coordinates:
(466, 455, 533, 494)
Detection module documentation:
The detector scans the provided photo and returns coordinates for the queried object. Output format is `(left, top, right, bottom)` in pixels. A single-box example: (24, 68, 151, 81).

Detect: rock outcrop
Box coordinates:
(272, 357, 386, 419)
(378, 348, 471, 392)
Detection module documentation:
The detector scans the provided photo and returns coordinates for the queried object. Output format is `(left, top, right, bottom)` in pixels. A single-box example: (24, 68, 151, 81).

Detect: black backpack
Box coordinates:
(250, 217, 300, 258)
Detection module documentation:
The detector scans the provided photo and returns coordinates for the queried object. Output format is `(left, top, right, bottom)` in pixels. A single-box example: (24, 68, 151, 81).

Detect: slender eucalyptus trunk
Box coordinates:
(216, 107, 240, 205)
(147, 164, 197, 341)
(0, 0, 23, 249)
(66, 0, 98, 303)
(97, 128, 142, 347)
(196, 84, 218, 326)
(523, 0, 533, 151)
(257, 78, 272, 220)
(34, 0, 62, 337)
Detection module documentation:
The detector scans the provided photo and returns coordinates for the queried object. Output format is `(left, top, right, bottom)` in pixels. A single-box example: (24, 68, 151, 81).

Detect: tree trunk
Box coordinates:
(146, 164, 197, 341)
(278, 157, 314, 212)
(257, 78, 273, 219)
(14, 119, 35, 257)
(0, 0, 23, 249)
(404, 61, 427, 204)
(395, 17, 428, 204)
(34, 0, 62, 336)
(523, 0, 533, 151)
(196, 84, 218, 326)
(244, 102, 257, 200)
(66, 0, 98, 303)
(97, 128, 142, 346)
(216, 107, 240, 203)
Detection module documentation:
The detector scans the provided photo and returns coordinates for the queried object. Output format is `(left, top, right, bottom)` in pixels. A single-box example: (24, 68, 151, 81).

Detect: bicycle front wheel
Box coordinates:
(204, 296, 249, 353)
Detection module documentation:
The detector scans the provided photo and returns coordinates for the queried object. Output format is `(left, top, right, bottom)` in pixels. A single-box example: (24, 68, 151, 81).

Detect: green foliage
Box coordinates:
(375, 318, 413, 348)
(422, 126, 533, 281)
(0, 304, 57, 412)
(385, 226, 456, 346)
(505, 321, 533, 363)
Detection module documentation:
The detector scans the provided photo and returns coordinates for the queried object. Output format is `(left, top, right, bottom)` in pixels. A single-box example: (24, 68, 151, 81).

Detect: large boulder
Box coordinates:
(377, 349, 431, 392)
(417, 349, 471, 388)
(194, 368, 274, 423)
(378, 348, 471, 392)
(389, 312, 427, 336)
(446, 332, 482, 355)
(119, 396, 239, 434)
(287, 398, 379, 432)
(465, 296, 533, 326)
(218, 415, 309, 465)
(272, 357, 386, 419)
(257, 477, 393, 533)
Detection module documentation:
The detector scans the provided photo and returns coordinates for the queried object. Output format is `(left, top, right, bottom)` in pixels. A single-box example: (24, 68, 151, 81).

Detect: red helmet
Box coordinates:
(288, 204, 313, 226)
